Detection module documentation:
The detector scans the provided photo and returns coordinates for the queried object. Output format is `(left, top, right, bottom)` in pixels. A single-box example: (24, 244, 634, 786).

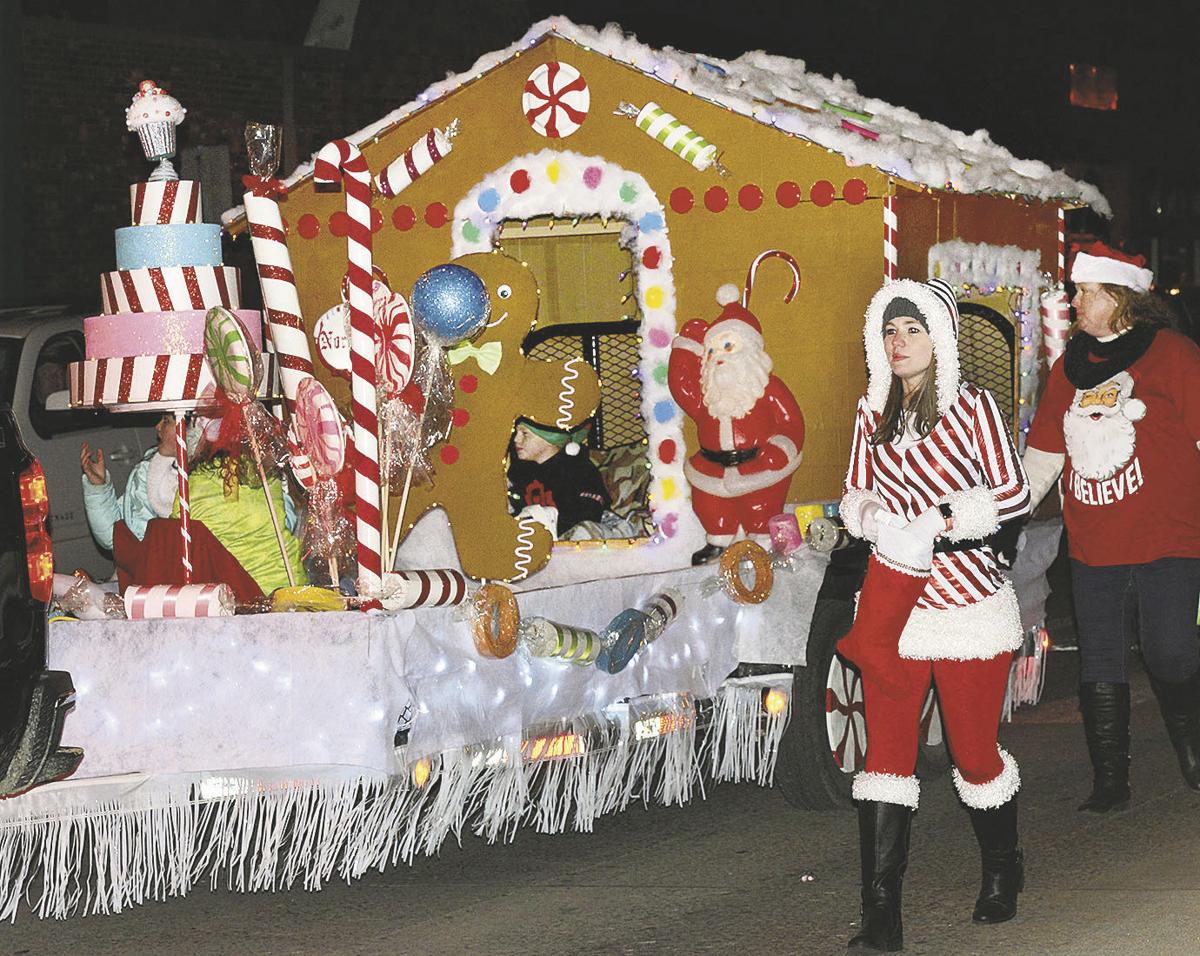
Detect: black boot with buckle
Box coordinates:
(1077, 682, 1131, 812)
(966, 796, 1024, 924)
(1148, 671, 1200, 791)
(848, 800, 911, 952)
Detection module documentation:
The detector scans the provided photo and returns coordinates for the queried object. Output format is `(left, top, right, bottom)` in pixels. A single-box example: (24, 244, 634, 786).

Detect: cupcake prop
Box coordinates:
(127, 80, 186, 182)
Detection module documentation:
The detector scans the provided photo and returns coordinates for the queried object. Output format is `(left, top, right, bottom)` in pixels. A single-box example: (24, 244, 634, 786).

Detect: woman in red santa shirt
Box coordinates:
(1024, 243, 1200, 814)
(837, 278, 1031, 951)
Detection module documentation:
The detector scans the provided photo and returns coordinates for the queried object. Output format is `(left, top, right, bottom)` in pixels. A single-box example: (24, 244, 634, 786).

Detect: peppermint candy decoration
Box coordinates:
(522, 61, 589, 139)
(294, 376, 346, 480)
(374, 289, 415, 397)
(203, 306, 261, 404)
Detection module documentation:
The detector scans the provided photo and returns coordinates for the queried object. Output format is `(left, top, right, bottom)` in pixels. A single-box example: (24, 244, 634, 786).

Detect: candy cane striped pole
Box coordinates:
(243, 190, 315, 415)
(174, 411, 192, 584)
(1057, 205, 1066, 283)
(883, 194, 898, 281)
(314, 139, 381, 594)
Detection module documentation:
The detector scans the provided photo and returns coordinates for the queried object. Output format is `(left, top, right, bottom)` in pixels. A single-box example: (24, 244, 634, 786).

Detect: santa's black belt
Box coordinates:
(933, 538, 987, 554)
(700, 446, 759, 466)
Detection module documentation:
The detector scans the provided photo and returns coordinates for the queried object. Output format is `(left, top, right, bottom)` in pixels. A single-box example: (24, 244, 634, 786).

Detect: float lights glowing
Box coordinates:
(411, 758, 432, 788)
(762, 687, 790, 716)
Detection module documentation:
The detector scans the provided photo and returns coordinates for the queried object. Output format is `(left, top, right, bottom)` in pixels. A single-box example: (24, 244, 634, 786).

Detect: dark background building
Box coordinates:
(4, 0, 1199, 310)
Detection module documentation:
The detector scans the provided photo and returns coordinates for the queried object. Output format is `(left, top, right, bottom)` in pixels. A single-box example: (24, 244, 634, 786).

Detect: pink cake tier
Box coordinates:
(129, 180, 202, 225)
(83, 309, 264, 360)
(100, 265, 241, 314)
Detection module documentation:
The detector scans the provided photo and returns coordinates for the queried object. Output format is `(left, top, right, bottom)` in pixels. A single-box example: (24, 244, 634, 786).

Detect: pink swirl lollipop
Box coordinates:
(294, 376, 346, 480)
(375, 289, 415, 398)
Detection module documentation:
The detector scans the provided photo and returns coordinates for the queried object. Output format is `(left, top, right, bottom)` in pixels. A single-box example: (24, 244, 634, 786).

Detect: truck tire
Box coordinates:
(775, 597, 949, 810)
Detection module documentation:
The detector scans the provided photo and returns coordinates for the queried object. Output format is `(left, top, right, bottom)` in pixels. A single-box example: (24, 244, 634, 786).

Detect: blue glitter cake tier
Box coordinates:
(114, 223, 223, 271)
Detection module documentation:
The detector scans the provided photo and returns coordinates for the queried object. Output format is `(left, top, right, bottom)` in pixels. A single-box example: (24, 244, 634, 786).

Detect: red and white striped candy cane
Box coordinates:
(174, 411, 192, 584)
(883, 195, 898, 281)
(243, 190, 315, 415)
(314, 139, 381, 594)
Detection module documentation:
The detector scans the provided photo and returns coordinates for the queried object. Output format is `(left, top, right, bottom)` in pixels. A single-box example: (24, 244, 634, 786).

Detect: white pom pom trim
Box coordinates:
(1123, 398, 1146, 422)
(715, 283, 741, 306)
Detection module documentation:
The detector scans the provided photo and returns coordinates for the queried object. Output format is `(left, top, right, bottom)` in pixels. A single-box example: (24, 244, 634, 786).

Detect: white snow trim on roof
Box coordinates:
(952, 747, 1020, 809)
(222, 17, 1108, 226)
(928, 240, 1043, 292)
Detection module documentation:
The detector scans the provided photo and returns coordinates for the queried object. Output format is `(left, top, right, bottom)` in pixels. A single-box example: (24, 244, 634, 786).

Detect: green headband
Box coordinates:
(517, 419, 592, 448)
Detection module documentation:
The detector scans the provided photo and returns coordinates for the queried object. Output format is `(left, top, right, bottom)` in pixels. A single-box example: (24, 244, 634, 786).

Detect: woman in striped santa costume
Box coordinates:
(836, 278, 1031, 952)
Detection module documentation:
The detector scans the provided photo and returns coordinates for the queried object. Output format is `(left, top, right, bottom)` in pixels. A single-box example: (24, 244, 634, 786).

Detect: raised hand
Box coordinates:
(80, 442, 107, 486)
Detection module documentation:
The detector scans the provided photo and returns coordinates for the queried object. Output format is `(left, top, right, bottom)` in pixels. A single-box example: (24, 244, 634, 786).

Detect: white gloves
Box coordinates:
(874, 508, 945, 574)
(906, 508, 947, 548)
(859, 500, 882, 541)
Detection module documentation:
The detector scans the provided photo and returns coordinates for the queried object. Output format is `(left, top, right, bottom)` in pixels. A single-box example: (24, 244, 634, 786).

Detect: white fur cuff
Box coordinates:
(952, 747, 1020, 809)
(853, 771, 921, 809)
(940, 486, 1000, 541)
(840, 488, 884, 539)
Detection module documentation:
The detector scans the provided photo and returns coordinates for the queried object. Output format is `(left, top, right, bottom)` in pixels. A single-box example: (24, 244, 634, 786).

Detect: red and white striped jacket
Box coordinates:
(844, 383, 1031, 612)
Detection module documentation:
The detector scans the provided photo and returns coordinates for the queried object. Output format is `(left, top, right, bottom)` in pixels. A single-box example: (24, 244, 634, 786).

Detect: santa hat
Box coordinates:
(516, 417, 592, 456)
(863, 278, 962, 416)
(1070, 241, 1153, 293)
(709, 250, 801, 348)
(704, 300, 764, 349)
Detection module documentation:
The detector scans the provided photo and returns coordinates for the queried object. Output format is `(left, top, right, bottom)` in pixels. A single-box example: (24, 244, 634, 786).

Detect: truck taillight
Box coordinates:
(19, 461, 53, 603)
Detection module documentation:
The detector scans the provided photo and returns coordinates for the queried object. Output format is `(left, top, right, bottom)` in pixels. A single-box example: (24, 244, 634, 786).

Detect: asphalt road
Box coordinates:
(3, 649, 1199, 956)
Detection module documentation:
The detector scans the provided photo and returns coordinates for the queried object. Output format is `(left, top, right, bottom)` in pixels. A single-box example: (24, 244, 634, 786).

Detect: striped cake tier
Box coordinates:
(69, 351, 278, 413)
(83, 309, 264, 360)
(100, 265, 241, 314)
(115, 223, 223, 271)
(130, 180, 202, 225)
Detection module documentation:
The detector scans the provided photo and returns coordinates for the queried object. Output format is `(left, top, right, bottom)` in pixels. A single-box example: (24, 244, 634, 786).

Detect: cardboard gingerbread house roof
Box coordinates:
(224, 15, 1108, 226)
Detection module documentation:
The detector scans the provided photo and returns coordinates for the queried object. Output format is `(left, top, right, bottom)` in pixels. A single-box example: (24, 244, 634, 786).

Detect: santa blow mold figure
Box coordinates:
(668, 251, 805, 565)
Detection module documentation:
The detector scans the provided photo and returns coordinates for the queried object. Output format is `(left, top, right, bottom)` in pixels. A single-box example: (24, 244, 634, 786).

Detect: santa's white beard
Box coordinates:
(701, 347, 772, 418)
(1063, 410, 1137, 480)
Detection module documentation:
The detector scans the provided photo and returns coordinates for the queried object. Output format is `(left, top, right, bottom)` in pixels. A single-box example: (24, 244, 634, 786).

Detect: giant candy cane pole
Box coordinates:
(243, 191, 315, 415)
(174, 411, 192, 584)
(313, 140, 381, 594)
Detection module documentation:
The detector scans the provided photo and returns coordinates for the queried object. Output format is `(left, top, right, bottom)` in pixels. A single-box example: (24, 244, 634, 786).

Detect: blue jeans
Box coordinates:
(1070, 557, 1200, 684)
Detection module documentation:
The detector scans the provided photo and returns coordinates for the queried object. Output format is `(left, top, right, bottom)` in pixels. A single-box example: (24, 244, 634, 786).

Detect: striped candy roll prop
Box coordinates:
(1040, 287, 1071, 367)
(641, 588, 683, 644)
(124, 583, 236, 619)
(68, 351, 278, 410)
(616, 102, 723, 173)
(100, 265, 241, 314)
(174, 411, 192, 583)
(883, 196, 898, 281)
(519, 617, 602, 666)
(1057, 206, 1066, 283)
(387, 568, 469, 608)
(373, 120, 458, 198)
(314, 138, 381, 595)
(130, 180, 202, 225)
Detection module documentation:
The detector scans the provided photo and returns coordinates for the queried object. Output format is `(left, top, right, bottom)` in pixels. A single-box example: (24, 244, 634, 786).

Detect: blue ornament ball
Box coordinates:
(411, 264, 491, 347)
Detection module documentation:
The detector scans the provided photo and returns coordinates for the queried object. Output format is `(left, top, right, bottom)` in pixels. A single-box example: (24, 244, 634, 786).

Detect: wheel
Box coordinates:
(775, 598, 949, 810)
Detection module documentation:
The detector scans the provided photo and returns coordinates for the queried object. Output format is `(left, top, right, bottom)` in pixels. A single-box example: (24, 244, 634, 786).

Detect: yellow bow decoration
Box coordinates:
(446, 340, 503, 375)
(1079, 385, 1120, 409)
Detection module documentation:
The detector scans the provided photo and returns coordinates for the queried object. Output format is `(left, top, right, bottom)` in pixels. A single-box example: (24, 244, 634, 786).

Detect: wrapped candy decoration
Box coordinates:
(519, 617, 602, 666)
(615, 101, 725, 174)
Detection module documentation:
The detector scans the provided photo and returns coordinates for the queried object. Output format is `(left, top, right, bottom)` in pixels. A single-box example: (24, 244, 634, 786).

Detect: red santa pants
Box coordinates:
(691, 477, 791, 539)
(862, 652, 1013, 785)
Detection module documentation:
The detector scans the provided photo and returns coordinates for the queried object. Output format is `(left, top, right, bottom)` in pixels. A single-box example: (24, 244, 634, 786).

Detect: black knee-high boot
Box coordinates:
(1148, 671, 1200, 791)
(966, 796, 1024, 923)
(1078, 682, 1131, 812)
(848, 801, 911, 952)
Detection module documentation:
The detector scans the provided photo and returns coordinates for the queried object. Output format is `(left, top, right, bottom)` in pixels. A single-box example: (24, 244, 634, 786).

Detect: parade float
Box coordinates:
(0, 17, 1104, 919)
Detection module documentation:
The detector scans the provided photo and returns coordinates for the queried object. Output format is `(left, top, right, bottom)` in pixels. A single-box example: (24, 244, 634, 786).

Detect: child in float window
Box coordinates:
(507, 418, 610, 538)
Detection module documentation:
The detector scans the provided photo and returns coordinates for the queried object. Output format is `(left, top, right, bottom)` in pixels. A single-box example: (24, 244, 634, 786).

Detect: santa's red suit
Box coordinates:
(668, 302, 805, 544)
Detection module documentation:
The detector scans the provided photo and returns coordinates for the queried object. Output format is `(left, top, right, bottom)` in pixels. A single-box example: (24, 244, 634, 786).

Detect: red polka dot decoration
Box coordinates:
(451, 408, 470, 427)
(776, 181, 802, 208)
(392, 205, 416, 231)
(738, 184, 763, 211)
(425, 203, 448, 228)
(642, 246, 662, 270)
(459, 374, 478, 393)
(843, 179, 869, 205)
(440, 445, 459, 465)
(297, 214, 320, 239)
(510, 169, 531, 193)
(670, 187, 694, 214)
(810, 180, 835, 207)
(329, 211, 350, 237)
(704, 186, 729, 212)
(658, 439, 677, 465)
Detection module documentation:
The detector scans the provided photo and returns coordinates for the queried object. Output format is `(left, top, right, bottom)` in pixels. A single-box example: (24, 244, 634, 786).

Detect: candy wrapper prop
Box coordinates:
(596, 590, 684, 674)
(294, 376, 353, 586)
(717, 541, 774, 605)
(470, 583, 519, 659)
(243, 122, 315, 418)
(53, 573, 125, 621)
(615, 102, 725, 174)
(314, 138, 380, 595)
(668, 251, 805, 566)
(377, 569, 468, 610)
(203, 305, 295, 586)
(124, 583, 236, 619)
(519, 618, 602, 666)
(373, 120, 459, 197)
(126, 80, 185, 182)
(768, 513, 804, 555)
(1040, 286, 1071, 368)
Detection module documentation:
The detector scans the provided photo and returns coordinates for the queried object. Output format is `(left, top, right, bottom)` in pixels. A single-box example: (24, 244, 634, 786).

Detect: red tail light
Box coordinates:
(19, 460, 53, 604)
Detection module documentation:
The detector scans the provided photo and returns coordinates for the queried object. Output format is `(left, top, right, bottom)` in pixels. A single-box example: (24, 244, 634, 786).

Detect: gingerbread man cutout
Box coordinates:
(396, 252, 601, 581)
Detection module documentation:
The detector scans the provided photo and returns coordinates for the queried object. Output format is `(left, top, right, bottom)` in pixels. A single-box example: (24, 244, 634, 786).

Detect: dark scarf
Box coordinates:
(1063, 323, 1159, 389)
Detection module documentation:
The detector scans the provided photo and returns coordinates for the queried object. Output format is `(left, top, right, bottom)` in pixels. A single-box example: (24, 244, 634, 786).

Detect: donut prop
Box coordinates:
(471, 583, 520, 659)
(595, 608, 649, 675)
(718, 540, 774, 605)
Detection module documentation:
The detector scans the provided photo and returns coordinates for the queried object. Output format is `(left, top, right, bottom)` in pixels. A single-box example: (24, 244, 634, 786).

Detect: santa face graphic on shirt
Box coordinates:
(1063, 370, 1146, 481)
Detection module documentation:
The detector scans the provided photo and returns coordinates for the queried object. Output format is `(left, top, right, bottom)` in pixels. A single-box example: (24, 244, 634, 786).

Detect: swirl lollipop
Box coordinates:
(375, 289, 416, 397)
(203, 306, 294, 586)
(295, 376, 352, 585)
